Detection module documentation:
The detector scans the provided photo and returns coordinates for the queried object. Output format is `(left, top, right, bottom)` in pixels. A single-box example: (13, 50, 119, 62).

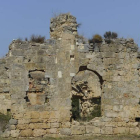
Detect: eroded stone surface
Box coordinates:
(0, 13, 140, 137)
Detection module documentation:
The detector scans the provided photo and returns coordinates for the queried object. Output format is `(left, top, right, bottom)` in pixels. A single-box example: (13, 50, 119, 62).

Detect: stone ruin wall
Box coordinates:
(0, 13, 140, 137)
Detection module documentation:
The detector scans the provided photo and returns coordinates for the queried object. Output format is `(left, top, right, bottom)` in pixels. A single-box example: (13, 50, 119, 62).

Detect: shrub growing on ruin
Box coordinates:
(0, 112, 11, 132)
(15, 38, 23, 43)
(77, 23, 82, 28)
(88, 38, 93, 44)
(104, 31, 118, 39)
(81, 98, 101, 122)
(80, 106, 101, 122)
(104, 31, 111, 39)
(30, 35, 46, 43)
(93, 34, 102, 43)
(71, 98, 80, 120)
(92, 34, 102, 43)
(105, 39, 112, 44)
(104, 31, 118, 44)
(88, 34, 102, 44)
(25, 37, 28, 41)
(112, 32, 118, 39)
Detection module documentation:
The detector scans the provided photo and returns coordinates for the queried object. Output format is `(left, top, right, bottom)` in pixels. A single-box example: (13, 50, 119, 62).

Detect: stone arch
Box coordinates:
(71, 66, 103, 121)
(77, 65, 104, 86)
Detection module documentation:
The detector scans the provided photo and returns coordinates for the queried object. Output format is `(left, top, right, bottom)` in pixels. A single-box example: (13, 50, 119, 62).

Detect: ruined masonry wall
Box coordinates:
(0, 13, 140, 137)
(0, 57, 11, 114)
(72, 39, 140, 135)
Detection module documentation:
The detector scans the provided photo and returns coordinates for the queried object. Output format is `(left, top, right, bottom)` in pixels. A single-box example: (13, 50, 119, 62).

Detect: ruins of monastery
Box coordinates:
(0, 13, 140, 137)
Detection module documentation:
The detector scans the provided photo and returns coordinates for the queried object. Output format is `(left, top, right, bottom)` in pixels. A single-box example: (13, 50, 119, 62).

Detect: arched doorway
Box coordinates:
(71, 67, 103, 121)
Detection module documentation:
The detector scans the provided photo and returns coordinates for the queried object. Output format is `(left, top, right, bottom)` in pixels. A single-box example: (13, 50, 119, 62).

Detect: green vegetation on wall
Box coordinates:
(0, 112, 11, 132)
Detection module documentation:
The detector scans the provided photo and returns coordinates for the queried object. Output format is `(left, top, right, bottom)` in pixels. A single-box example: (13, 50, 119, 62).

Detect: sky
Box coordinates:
(0, 0, 140, 57)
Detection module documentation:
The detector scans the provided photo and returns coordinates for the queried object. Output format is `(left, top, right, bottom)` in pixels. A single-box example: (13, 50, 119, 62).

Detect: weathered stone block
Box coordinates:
(61, 122, 71, 128)
(12, 50, 24, 56)
(9, 119, 18, 125)
(30, 119, 43, 123)
(46, 128, 58, 134)
(2, 130, 11, 138)
(51, 123, 60, 128)
(104, 127, 113, 134)
(47, 118, 58, 123)
(13, 113, 23, 119)
(31, 111, 40, 119)
(25, 63, 36, 70)
(60, 128, 71, 135)
(20, 129, 33, 137)
(105, 112, 118, 118)
(40, 111, 49, 119)
(11, 130, 20, 138)
(9, 125, 16, 130)
(86, 126, 94, 134)
(102, 52, 116, 58)
(18, 119, 30, 124)
(71, 126, 85, 135)
(29, 123, 50, 129)
(49, 111, 60, 119)
(17, 124, 29, 130)
(130, 127, 139, 135)
(33, 129, 46, 137)
(113, 127, 129, 134)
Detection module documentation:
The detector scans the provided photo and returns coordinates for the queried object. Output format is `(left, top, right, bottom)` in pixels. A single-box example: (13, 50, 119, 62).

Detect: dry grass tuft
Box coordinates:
(30, 35, 46, 43)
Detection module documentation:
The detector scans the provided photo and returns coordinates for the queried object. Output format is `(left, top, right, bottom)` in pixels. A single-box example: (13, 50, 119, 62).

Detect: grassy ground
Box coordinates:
(1, 135, 140, 140)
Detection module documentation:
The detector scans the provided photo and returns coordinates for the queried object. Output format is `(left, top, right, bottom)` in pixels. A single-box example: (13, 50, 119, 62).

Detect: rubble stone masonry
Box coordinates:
(0, 13, 140, 137)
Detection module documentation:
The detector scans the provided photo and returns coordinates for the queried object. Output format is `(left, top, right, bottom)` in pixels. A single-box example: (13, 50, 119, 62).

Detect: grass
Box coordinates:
(92, 34, 102, 43)
(15, 38, 23, 43)
(0, 112, 11, 132)
(0, 135, 140, 140)
(15, 35, 46, 44)
(30, 35, 46, 43)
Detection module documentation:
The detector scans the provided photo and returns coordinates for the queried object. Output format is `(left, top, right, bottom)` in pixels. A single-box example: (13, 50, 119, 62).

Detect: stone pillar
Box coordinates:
(50, 13, 78, 39)
(49, 14, 80, 135)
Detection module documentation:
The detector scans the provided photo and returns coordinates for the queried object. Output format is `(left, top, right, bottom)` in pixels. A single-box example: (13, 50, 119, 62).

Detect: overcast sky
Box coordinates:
(0, 0, 140, 57)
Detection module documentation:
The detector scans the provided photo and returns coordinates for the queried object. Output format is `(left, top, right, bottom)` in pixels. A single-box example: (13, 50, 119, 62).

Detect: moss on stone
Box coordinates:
(0, 112, 11, 132)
